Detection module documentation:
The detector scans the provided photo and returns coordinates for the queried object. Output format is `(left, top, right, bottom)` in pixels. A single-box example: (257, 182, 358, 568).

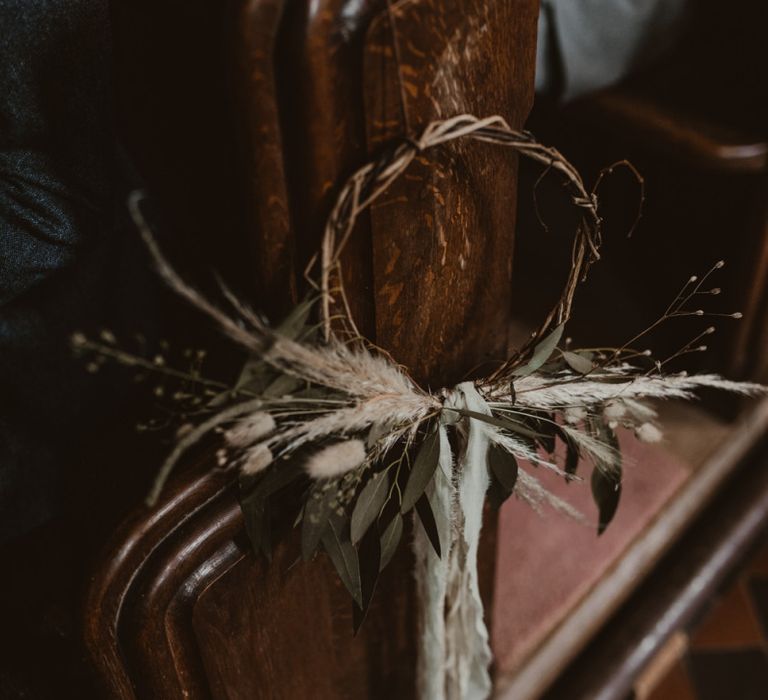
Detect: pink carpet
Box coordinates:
(491, 431, 691, 674)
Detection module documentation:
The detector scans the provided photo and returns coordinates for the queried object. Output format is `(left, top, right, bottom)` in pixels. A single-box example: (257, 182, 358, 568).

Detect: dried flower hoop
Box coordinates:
(311, 113, 603, 384)
(123, 111, 755, 517)
(86, 113, 764, 700)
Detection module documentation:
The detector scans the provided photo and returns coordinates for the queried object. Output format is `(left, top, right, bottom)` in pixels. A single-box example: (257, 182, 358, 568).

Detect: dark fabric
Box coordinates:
(0, 0, 156, 543)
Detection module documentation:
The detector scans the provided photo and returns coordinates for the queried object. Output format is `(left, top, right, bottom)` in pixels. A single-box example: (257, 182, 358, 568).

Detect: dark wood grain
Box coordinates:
(234, 0, 296, 318)
(365, 0, 539, 386)
(83, 1, 540, 697)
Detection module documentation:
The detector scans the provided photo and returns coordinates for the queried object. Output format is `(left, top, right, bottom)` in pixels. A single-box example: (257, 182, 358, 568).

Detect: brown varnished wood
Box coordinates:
(275, 0, 383, 337)
(184, 3, 419, 696)
(365, 0, 539, 387)
(573, 91, 768, 174)
(192, 526, 418, 699)
(83, 458, 238, 698)
(234, 0, 296, 318)
(84, 1, 540, 697)
(124, 496, 243, 699)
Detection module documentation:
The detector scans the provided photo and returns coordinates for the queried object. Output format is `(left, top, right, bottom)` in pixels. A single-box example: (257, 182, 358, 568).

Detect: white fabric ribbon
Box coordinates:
(413, 381, 493, 700)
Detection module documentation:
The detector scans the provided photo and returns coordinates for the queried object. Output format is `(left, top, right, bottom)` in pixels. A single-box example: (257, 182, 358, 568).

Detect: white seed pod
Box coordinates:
(241, 444, 274, 476)
(635, 423, 663, 443)
(304, 439, 367, 480)
(225, 412, 276, 449)
(603, 400, 626, 422)
(564, 406, 587, 425)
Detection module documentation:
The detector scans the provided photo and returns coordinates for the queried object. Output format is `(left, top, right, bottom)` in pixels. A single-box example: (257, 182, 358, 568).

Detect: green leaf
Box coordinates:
(460, 409, 542, 440)
(301, 482, 338, 561)
(322, 519, 362, 606)
(562, 350, 594, 374)
(351, 471, 390, 544)
(241, 498, 267, 556)
(275, 295, 317, 340)
(401, 427, 440, 513)
(234, 356, 274, 395)
(259, 505, 272, 561)
(591, 466, 622, 535)
(565, 440, 581, 481)
(529, 411, 557, 453)
(262, 373, 304, 398)
(587, 420, 622, 534)
(353, 525, 381, 634)
(379, 513, 403, 571)
(487, 477, 512, 510)
(239, 462, 302, 558)
(512, 323, 565, 377)
(240, 461, 302, 504)
(488, 443, 518, 491)
(415, 494, 442, 558)
(486, 443, 518, 510)
(233, 295, 318, 395)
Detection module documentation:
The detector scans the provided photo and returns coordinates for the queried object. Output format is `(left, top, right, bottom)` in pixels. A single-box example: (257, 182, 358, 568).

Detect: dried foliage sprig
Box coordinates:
(74, 114, 765, 622)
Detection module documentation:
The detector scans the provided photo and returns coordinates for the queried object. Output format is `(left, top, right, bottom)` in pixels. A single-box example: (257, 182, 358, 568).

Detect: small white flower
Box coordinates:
(564, 406, 587, 425)
(305, 439, 367, 479)
(603, 400, 626, 421)
(635, 423, 663, 443)
(216, 448, 228, 467)
(241, 444, 273, 475)
(71, 332, 87, 347)
(225, 412, 276, 449)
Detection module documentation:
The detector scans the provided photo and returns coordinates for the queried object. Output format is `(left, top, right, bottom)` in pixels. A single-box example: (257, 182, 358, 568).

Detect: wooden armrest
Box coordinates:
(570, 89, 768, 174)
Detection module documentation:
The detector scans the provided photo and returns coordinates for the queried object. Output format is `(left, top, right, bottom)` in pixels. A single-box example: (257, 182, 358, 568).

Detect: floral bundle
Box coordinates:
(75, 115, 764, 699)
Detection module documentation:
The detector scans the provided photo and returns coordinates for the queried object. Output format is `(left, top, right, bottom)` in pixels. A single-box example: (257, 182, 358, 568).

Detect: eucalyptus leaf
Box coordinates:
(234, 295, 317, 395)
(565, 440, 581, 480)
(530, 412, 556, 453)
(275, 295, 317, 340)
(460, 409, 542, 440)
(562, 350, 594, 374)
(240, 461, 302, 504)
(239, 461, 303, 558)
(591, 466, 622, 535)
(322, 519, 362, 606)
(415, 494, 442, 558)
(367, 421, 392, 449)
(401, 427, 440, 513)
(588, 421, 622, 534)
(351, 471, 390, 544)
(259, 505, 273, 562)
(241, 498, 267, 556)
(302, 482, 338, 561)
(262, 373, 304, 398)
(487, 443, 518, 491)
(353, 525, 381, 633)
(234, 357, 274, 395)
(379, 513, 403, 571)
(487, 476, 512, 510)
(512, 323, 565, 377)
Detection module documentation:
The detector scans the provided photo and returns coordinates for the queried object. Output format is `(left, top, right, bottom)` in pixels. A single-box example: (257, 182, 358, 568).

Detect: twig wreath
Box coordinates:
(75, 114, 764, 699)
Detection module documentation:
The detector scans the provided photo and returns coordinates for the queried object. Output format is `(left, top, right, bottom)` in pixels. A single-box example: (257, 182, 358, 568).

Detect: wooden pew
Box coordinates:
(84, 2, 539, 697)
